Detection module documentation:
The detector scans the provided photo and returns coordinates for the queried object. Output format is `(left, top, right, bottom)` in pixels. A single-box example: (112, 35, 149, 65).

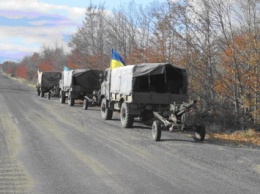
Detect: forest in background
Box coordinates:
(1, 0, 260, 129)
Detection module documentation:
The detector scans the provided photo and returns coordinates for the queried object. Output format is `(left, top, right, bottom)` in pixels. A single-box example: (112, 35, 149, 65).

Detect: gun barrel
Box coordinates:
(176, 100, 197, 116)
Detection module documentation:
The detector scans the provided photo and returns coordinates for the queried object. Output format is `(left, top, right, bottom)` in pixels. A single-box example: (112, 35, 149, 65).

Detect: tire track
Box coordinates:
(21, 108, 128, 194)
(0, 113, 32, 194)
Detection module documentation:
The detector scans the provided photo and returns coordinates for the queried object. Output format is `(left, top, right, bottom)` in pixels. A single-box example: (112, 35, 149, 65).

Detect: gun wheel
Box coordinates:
(193, 125, 206, 141)
(83, 99, 88, 110)
(152, 120, 161, 141)
(47, 92, 51, 100)
(40, 91, 44, 98)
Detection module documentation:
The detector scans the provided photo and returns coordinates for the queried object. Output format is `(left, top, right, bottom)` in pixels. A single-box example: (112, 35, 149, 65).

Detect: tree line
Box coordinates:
(1, 0, 259, 128)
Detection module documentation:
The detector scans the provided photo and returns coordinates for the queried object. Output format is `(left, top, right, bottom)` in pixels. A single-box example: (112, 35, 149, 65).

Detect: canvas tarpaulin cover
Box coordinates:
(132, 63, 186, 77)
(110, 65, 134, 95)
(39, 72, 61, 92)
(71, 69, 102, 90)
(110, 63, 187, 96)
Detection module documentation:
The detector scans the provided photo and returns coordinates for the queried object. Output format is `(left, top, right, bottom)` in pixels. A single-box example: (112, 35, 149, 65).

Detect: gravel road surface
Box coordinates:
(0, 72, 259, 194)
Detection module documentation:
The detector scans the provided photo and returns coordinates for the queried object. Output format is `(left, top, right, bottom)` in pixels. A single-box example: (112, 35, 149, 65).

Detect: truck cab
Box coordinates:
(101, 69, 111, 100)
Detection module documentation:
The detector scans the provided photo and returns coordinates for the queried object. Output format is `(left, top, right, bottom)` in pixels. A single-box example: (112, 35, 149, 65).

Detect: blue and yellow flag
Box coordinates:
(37, 68, 40, 74)
(110, 49, 125, 69)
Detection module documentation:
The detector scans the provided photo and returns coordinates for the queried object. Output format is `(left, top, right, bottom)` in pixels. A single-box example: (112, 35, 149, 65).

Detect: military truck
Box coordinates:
(59, 69, 103, 106)
(100, 63, 189, 128)
(36, 71, 62, 99)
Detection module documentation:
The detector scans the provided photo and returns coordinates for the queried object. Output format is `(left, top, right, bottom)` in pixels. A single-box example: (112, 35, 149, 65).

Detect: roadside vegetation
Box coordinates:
(210, 129, 260, 146)
(0, 0, 259, 144)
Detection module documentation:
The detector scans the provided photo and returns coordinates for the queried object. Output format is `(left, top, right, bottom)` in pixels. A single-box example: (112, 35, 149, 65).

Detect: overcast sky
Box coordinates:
(0, 0, 168, 63)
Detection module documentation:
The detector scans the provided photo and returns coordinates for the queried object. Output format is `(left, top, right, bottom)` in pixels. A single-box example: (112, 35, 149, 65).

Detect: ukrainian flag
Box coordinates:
(64, 66, 70, 71)
(110, 49, 125, 69)
(37, 68, 40, 74)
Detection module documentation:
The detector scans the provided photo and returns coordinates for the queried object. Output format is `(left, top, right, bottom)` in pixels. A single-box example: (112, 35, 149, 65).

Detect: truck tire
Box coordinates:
(47, 92, 51, 100)
(60, 91, 65, 104)
(83, 99, 88, 110)
(193, 125, 206, 141)
(40, 91, 44, 97)
(68, 93, 75, 106)
(120, 102, 134, 128)
(101, 98, 113, 120)
(152, 120, 161, 141)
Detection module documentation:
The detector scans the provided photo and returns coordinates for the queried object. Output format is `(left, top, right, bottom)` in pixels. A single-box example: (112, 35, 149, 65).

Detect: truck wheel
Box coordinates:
(83, 99, 88, 110)
(47, 92, 51, 100)
(193, 125, 206, 141)
(120, 102, 134, 128)
(60, 91, 65, 104)
(101, 98, 113, 120)
(68, 94, 75, 106)
(58, 89, 61, 98)
(40, 91, 44, 97)
(152, 120, 161, 141)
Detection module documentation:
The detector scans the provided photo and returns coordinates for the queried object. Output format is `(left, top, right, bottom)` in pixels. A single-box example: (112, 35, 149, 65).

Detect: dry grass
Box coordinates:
(210, 128, 260, 146)
(9, 75, 35, 88)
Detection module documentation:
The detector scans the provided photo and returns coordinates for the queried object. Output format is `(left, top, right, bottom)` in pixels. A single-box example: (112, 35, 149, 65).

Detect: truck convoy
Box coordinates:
(59, 69, 103, 107)
(36, 63, 206, 142)
(100, 63, 206, 141)
(36, 71, 62, 99)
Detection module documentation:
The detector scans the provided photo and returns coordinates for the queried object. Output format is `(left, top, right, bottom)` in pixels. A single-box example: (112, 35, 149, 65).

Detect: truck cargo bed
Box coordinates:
(133, 92, 188, 104)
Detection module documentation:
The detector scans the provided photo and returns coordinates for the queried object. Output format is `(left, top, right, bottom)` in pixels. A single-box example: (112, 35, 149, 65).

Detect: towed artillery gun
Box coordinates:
(152, 99, 206, 141)
(82, 89, 102, 110)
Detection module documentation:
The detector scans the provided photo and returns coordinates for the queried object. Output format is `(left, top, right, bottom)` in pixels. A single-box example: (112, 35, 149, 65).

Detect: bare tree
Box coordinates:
(40, 44, 67, 71)
(69, 3, 108, 68)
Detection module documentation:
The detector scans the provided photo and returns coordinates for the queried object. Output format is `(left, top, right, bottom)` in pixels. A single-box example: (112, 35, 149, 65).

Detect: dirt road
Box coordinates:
(0, 72, 259, 194)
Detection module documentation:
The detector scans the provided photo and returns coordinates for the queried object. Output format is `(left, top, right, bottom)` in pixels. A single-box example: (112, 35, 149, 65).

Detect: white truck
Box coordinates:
(100, 63, 189, 128)
(59, 69, 103, 107)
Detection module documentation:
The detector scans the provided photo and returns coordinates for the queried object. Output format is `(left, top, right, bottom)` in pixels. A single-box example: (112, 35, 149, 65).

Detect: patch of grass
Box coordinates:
(8, 74, 35, 88)
(210, 128, 260, 146)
